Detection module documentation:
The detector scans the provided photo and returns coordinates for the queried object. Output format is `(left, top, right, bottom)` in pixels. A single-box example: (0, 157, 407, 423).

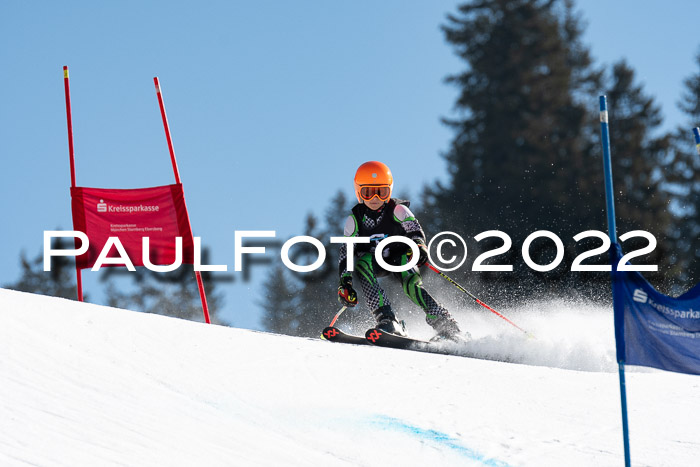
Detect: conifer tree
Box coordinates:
(259, 264, 299, 333)
(425, 0, 604, 300)
(103, 252, 225, 324)
(667, 49, 700, 286)
(605, 60, 677, 288)
(259, 191, 356, 336)
(4, 237, 80, 300)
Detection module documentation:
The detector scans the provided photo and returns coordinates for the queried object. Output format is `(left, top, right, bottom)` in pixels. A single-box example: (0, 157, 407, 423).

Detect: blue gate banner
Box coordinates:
(611, 244, 700, 375)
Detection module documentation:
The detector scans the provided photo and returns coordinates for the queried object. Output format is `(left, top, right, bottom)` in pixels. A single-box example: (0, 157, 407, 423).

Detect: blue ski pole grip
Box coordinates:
(693, 127, 700, 156)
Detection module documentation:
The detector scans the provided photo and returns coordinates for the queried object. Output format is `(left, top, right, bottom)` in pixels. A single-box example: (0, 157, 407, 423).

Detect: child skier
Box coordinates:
(336, 161, 463, 340)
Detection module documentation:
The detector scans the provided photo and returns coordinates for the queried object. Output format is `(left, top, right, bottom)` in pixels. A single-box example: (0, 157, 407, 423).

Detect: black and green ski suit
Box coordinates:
(338, 198, 455, 330)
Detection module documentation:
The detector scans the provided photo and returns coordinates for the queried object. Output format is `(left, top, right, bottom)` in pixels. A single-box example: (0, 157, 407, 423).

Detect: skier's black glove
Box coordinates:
(338, 275, 358, 307)
(409, 240, 429, 267)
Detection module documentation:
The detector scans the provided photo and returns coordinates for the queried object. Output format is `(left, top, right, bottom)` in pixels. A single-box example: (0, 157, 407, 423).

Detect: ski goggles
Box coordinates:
(359, 185, 391, 201)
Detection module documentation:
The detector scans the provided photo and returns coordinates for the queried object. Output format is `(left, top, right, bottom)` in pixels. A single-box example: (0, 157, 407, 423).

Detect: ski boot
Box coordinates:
(428, 314, 470, 344)
(372, 305, 407, 337)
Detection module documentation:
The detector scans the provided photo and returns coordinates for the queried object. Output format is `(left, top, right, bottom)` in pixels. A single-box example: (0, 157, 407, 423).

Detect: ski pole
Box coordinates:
(427, 263, 534, 338)
(328, 306, 348, 327)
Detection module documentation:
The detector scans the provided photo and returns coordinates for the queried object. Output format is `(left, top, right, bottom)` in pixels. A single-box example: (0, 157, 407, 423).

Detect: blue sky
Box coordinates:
(1, 0, 699, 329)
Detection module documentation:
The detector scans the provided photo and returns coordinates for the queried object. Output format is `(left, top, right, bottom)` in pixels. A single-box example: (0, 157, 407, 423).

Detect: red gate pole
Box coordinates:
(153, 77, 211, 324)
(63, 66, 84, 302)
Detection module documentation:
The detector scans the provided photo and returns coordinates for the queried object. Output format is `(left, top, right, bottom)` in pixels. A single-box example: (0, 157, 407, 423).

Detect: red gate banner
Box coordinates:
(70, 183, 195, 270)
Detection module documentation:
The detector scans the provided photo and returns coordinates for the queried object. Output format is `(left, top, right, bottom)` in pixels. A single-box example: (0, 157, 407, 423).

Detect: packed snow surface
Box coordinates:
(1, 288, 699, 466)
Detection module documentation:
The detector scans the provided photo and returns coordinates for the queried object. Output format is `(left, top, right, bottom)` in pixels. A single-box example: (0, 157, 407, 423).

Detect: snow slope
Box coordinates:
(1, 288, 698, 466)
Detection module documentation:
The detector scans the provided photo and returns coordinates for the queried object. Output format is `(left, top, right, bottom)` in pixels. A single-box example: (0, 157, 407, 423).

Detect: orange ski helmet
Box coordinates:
(353, 161, 393, 204)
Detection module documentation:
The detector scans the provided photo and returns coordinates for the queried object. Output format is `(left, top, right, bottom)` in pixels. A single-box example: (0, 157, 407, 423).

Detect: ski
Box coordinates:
(322, 326, 372, 346)
(364, 328, 454, 355)
(323, 326, 471, 357)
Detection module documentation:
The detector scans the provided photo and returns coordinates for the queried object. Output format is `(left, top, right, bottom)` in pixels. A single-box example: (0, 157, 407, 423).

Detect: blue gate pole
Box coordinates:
(693, 127, 700, 156)
(600, 96, 631, 467)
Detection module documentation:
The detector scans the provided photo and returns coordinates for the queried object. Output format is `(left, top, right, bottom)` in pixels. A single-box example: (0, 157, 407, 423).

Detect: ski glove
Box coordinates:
(337, 275, 358, 307)
(408, 239, 430, 267)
